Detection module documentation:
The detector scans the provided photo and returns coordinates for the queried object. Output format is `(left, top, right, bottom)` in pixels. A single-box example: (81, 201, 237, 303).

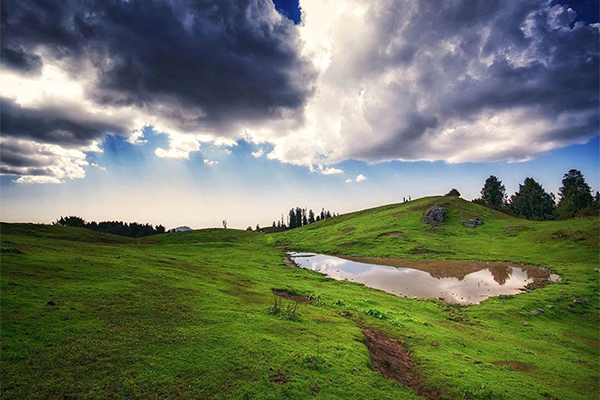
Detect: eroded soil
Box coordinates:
(363, 328, 440, 399)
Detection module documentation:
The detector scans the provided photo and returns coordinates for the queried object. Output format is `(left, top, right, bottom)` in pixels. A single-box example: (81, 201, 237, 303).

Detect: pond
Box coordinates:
(288, 252, 560, 305)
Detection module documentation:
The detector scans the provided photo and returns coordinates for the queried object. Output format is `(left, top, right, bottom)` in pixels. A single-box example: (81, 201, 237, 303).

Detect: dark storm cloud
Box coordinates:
(0, 97, 126, 148)
(338, 0, 599, 163)
(1, 0, 316, 180)
(1, 0, 315, 127)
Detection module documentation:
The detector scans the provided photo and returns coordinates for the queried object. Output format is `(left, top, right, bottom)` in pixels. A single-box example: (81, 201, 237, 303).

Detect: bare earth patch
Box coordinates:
(492, 361, 532, 371)
(283, 256, 296, 267)
(268, 368, 291, 384)
(363, 328, 440, 399)
(341, 227, 356, 233)
(271, 289, 309, 303)
(377, 231, 405, 238)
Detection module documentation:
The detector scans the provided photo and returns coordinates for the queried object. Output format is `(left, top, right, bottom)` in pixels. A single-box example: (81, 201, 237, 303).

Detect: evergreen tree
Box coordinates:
(56, 216, 86, 227)
(510, 178, 556, 220)
(308, 209, 315, 224)
(320, 208, 325, 220)
(480, 175, 506, 207)
(288, 208, 296, 228)
(557, 169, 594, 217)
(256, 224, 260, 231)
(295, 207, 303, 228)
(302, 208, 308, 226)
(325, 210, 332, 219)
(272, 221, 276, 228)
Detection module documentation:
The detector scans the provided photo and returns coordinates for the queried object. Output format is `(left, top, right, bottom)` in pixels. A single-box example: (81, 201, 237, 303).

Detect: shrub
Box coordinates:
(269, 296, 300, 321)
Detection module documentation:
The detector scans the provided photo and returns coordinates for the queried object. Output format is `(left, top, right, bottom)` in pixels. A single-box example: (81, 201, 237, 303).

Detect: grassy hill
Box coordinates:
(1, 197, 598, 399)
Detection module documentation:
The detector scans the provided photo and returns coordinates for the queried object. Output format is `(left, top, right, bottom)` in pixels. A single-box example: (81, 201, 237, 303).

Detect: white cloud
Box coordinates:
(127, 129, 147, 145)
(155, 134, 201, 159)
(252, 148, 265, 158)
(309, 164, 344, 175)
(15, 176, 63, 184)
(203, 159, 219, 165)
(346, 174, 367, 183)
(0, 137, 93, 183)
(321, 166, 344, 175)
(90, 163, 107, 171)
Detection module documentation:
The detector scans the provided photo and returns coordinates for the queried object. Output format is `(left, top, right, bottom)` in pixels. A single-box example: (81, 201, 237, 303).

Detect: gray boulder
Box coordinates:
(463, 218, 484, 228)
(424, 206, 445, 225)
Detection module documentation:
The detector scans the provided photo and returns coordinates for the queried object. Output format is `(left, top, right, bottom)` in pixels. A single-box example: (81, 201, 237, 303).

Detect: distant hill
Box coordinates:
(168, 226, 192, 233)
(272, 196, 599, 265)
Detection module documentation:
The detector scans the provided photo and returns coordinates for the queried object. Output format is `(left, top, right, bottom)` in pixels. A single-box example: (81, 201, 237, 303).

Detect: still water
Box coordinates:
(289, 252, 560, 304)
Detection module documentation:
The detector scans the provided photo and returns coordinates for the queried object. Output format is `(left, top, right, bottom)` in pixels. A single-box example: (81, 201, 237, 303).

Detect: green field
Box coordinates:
(2, 196, 598, 399)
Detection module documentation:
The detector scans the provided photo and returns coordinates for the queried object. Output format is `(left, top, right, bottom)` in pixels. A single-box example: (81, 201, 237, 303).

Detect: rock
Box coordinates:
(572, 298, 589, 304)
(423, 206, 445, 225)
(546, 305, 554, 309)
(530, 309, 543, 316)
(463, 218, 484, 228)
(523, 322, 530, 326)
(498, 294, 508, 299)
(445, 189, 461, 197)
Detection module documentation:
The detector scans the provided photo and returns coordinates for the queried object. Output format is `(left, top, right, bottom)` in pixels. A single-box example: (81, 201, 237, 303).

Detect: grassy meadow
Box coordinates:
(1, 197, 598, 399)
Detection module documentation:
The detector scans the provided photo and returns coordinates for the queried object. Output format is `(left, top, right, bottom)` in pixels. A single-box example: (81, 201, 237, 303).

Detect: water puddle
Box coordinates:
(288, 253, 560, 305)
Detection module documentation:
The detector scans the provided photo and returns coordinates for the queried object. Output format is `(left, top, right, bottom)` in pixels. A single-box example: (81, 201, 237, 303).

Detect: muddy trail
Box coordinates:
(363, 328, 441, 399)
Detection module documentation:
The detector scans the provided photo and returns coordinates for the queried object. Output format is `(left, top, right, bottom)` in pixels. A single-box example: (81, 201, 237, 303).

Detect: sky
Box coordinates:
(0, 0, 598, 229)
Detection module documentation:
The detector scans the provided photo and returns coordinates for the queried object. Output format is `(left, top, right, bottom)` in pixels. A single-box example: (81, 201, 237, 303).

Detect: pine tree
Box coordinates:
(510, 177, 556, 220)
(557, 169, 594, 218)
(480, 175, 506, 207)
(288, 209, 296, 228)
(308, 209, 315, 224)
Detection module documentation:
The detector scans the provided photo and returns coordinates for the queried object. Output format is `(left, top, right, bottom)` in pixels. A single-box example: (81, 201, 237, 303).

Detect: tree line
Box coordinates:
(474, 169, 599, 220)
(249, 207, 337, 232)
(54, 216, 166, 238)
(283, 207, 336, 229)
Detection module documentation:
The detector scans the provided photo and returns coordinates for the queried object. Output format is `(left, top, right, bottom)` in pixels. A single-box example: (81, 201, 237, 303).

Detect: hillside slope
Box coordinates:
(272, 196, 598, 284)
(1, 198, 599, 400)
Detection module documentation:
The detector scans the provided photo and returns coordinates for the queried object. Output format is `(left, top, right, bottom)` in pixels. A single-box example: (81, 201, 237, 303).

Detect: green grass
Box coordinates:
(2, 197, 598, 399)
